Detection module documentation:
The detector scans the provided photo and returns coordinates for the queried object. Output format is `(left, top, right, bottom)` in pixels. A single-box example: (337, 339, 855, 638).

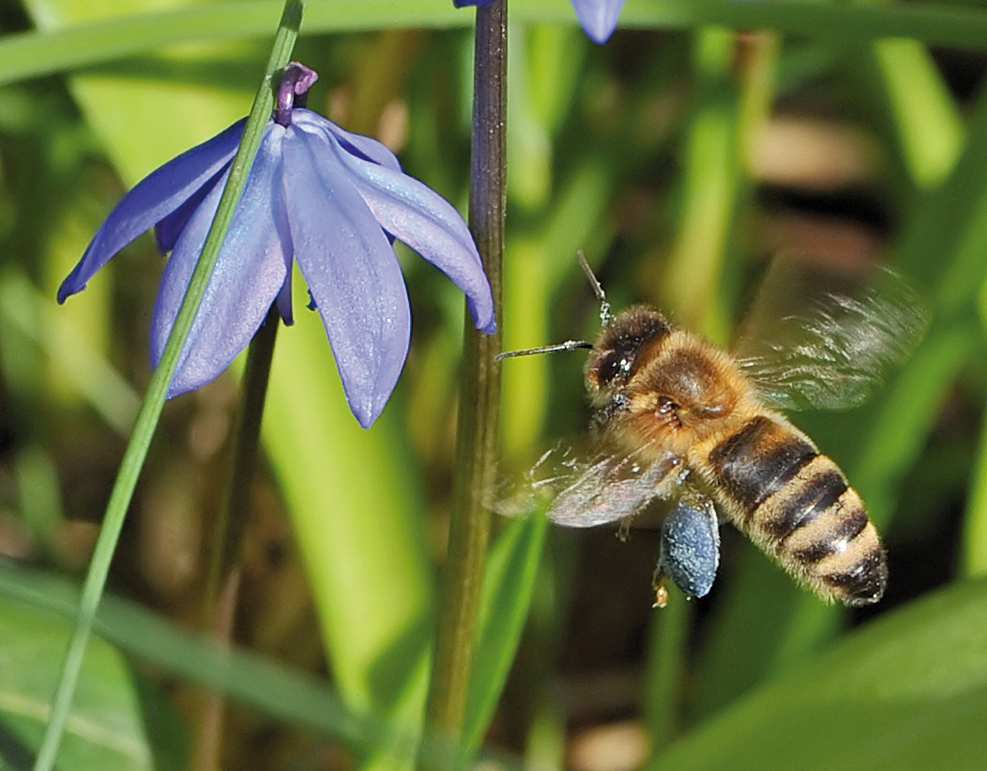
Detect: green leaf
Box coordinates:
(0, 562, 534, 769)
(19, 0, 254, 185)
(464, 515, 548, 749)
(650, 578, 987, 771)
(961, 386, 987, 577)
(0, 560, 389, 751)
(0, 592, 186, 771)
(0, 269, 137, 435)
(866, 39, 963, 190)
(262, 299, 433, 764)
(4, 1, 987, 86)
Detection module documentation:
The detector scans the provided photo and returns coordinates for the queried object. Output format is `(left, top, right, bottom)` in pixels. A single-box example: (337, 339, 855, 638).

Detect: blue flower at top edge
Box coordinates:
(453, 0, 626, 44)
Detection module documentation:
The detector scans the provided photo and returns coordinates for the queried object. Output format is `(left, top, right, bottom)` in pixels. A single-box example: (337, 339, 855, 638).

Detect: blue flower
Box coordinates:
(60, 65, 495, 428)
(453, 0, 625, 44)
(571, 0, 626, 44)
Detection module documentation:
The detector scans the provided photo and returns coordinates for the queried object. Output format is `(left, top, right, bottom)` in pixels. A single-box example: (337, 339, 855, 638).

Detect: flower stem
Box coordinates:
(32, 4, 303, 770)
(424, 0, 506, 764)
(192, 309, 279, 771)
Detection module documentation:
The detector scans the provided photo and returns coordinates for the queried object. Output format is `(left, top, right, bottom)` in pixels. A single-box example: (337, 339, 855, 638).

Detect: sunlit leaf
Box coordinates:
(0, 592, 186, 771)
(464, 515, 548, 748)
(650, 578, 987, 771)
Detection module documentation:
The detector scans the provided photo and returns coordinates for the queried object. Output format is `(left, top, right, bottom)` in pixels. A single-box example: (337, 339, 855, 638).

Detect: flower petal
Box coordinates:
(313, 129, 495, 334)
(571, 0, 626, 44)
(150, 127, 288, 397)
(275, 267, 295, 326)
(59, 119, 246, 303)
(292, 108, 401, 171)
(154, 167, 225, 254)
(283, 127, 411, 428)
(273, 202, 295, 326)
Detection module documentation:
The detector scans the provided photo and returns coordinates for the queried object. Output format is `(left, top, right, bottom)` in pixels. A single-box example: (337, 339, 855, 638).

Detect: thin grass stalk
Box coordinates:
(32, 3, 304, 769)
(424, 0, 506, 763)
(193, 308, 280, 771)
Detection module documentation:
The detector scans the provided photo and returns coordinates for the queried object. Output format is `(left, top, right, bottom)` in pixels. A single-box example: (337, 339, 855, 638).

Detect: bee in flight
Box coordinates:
(498, 254, 928, 607)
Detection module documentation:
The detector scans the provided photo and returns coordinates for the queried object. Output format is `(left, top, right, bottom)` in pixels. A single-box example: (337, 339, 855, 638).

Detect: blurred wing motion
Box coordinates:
(733, 258, 930, 412)
(547, 447, 683, 528)
(492, 442, 684, 528)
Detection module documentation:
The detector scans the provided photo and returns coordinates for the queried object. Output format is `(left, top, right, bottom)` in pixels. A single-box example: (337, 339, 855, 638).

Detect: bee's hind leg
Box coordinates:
(653, 491, 721, 606)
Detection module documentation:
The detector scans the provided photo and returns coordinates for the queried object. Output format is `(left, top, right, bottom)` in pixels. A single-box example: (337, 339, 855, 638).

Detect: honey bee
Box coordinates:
(498, 254, 928, 607)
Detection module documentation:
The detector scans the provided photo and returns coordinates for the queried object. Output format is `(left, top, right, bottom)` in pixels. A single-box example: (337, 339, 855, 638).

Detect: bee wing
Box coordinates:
(545, 446, 684, 528)
(733, 257, 929, 411)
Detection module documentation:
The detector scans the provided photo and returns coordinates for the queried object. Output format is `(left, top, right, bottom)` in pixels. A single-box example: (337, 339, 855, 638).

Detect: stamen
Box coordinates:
(276, 62, 319, 127)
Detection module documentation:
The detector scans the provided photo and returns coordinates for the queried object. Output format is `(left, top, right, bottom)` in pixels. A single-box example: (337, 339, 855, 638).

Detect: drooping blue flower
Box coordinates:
(453, 0, 625, 45)
(571, 0, 626, 44)
(59, 63, 495, 428)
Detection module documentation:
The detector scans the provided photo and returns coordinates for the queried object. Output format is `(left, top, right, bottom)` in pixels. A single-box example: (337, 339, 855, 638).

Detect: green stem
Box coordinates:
(32, 4, 303, 769)
(203, 309, 280, 609)
(424, 0, 506, 764)
(644, 587, 691, 752)
(193, 309, 279, 771)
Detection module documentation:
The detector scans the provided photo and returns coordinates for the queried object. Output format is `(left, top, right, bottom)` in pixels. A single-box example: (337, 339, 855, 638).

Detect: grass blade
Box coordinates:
(3, 2, 987, 87)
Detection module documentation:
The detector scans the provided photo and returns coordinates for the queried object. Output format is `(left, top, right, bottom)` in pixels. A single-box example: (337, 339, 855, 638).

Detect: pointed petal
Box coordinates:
(272, 171, 295, 326)
(571, 0, 626, 44)
(311, 129, 495, 333)
(154, 167, 225, 253)
(150, 127, 288, 397)
(59, 118, 246, 303)
(293, 108, 401, 171)
(283, 127, 411, 428)
(276, 270, 295, 326)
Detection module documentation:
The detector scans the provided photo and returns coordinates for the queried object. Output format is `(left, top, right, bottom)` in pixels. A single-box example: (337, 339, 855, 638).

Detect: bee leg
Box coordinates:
(656, 492, 721, 601)
(617, 516, 634, 542)
(651, 563, 671, 608)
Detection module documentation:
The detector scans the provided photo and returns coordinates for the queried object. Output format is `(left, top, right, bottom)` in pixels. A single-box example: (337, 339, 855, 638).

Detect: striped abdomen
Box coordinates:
(706, 415, 887, 606)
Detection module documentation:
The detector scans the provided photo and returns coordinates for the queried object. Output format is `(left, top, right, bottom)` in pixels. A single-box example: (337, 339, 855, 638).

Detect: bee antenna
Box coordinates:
(577, 250, 612, 327)
(495, 340, 595, 362)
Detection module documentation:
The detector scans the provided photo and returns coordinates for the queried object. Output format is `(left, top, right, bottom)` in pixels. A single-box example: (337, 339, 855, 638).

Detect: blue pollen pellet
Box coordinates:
(660, 500, 720, 599)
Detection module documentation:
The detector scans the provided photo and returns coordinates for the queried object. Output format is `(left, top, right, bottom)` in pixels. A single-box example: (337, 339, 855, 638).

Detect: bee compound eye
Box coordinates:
(659, 499, 720, 599)
(597, 350, 626, 384)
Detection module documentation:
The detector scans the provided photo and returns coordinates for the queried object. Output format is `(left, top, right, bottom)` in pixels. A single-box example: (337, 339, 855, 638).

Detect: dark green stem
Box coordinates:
(424, 0, 506, 763)
(204, 309, 280, 607)
(193, 309, 279, 771)
(33, 3, 303, 769)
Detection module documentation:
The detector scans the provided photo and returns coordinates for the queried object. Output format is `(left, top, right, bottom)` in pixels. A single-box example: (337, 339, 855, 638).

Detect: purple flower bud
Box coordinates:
(60, 69, 496, 428)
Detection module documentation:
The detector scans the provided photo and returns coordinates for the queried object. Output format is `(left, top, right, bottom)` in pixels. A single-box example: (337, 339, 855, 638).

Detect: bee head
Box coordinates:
(585, 307, 672, 399)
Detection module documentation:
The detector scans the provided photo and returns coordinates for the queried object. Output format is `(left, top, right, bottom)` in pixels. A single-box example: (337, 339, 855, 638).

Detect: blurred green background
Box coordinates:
(1, 1, 986, 770)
